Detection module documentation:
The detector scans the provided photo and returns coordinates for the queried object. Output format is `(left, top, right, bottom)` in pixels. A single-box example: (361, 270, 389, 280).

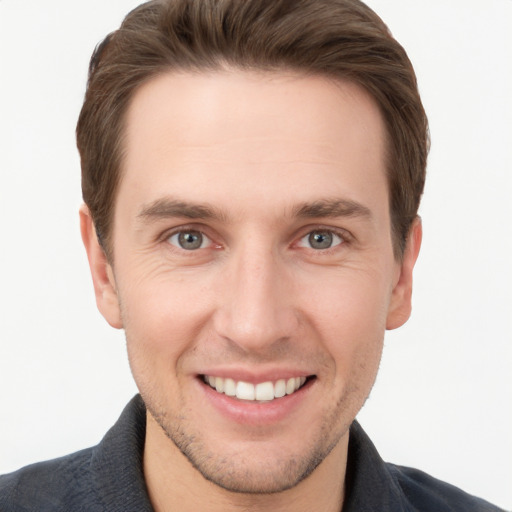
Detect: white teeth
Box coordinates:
(215, 377, 224, 393)
(255, 381, 274, 401)
(274, 379, 286, 398)
(236, 381, 255, 400)
(224, 378, 236, 397)
(286, 378, 295, 395)
(204, 375, 309, 402)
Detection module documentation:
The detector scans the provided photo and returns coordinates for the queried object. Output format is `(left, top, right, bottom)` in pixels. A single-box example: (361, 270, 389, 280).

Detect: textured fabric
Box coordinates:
(0, 396, 152, 512)
(343, 421, 505, 512)
(0, 395, 505, 511)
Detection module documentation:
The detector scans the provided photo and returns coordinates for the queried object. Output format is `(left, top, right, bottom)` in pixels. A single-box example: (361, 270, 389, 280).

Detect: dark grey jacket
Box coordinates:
(0, 395, 504, 511)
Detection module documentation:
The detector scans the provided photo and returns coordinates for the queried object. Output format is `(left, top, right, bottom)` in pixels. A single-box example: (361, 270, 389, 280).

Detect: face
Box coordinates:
(82, 69, 420, 494)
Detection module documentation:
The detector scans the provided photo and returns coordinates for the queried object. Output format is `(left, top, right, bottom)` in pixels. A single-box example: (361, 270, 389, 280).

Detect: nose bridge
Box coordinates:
(214, 238, 298, 352)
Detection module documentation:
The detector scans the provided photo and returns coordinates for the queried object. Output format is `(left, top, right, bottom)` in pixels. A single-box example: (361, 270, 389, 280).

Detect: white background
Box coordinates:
(0, 0, 511, 509)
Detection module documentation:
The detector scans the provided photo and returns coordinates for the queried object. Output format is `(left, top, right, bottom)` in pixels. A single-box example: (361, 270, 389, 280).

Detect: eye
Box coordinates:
(167, 230, 210, 250)
(298, 229, 344, 250)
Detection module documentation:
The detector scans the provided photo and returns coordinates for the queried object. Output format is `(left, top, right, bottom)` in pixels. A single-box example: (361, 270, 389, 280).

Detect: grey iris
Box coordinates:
(178, 231, 203, 250)
(309, 231, 333, 249)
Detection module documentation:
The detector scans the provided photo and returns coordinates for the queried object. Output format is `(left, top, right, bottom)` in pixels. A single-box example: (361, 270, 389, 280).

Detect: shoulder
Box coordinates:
(345, 421, 505, 512)
(0, 396, 150, 512)
(388, 463, 506, 512)
(0, 447, 97, 512)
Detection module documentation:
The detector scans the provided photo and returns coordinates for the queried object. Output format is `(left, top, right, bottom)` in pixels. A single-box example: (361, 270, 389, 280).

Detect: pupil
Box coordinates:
(178, 231, 202, 250)
(309, 231, 332, 249)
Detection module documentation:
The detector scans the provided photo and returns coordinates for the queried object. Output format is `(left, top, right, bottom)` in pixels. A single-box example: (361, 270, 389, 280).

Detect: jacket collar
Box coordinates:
(89, 395, 408, 511)
(90, 395, 153, 511)
(343, 420, 409, 511)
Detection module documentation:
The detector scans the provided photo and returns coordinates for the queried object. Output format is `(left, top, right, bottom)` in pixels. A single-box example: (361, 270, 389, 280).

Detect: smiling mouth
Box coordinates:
(202, 375, 313, 402)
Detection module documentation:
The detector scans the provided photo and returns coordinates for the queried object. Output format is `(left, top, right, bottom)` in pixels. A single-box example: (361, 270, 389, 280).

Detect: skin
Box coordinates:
(81, 69, 421, 512)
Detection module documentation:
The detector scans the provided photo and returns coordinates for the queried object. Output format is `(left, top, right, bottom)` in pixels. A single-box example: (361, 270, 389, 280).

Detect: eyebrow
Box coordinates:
(137, 198, 226, 222)
(293, 198, 373, 220)
(136, 197, 372, 224)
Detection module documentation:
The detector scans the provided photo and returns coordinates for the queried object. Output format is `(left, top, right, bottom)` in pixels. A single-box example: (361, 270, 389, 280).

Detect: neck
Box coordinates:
(143, 413, 348, 512)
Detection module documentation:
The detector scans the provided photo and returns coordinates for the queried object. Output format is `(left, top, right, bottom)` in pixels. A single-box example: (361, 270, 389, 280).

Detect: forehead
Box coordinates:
(118, 69, 388, 223)
(124, 69, 385, 156)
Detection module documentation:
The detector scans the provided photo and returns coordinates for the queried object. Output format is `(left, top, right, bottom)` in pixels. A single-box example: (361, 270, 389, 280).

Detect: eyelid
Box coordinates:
(291, 226, 356, 257)
(167, 231, 211, 250)
(160, 224, 220, 249)
(298, 230, 342, 248)
(294, 225, 353, 243)
(158, 223, 353, 251)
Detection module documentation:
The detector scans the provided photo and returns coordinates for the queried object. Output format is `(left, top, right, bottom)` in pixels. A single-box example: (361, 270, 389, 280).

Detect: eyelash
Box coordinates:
(161, 225, 352, 253)
(163, 225, 217, 252)
(298, 231, 341, 249)
(294, 226, 352, 253)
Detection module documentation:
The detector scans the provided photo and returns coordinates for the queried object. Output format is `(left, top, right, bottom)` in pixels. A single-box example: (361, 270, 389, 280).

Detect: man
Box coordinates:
(0, 0, 505, 510)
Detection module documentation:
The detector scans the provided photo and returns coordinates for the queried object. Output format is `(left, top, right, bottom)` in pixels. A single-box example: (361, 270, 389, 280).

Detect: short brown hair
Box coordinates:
(77, 0, 429, 260)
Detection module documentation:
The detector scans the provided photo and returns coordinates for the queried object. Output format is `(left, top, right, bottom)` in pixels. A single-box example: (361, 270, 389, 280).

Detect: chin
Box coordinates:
(180, 443, 328, 495)
(151, 410, 342, 495)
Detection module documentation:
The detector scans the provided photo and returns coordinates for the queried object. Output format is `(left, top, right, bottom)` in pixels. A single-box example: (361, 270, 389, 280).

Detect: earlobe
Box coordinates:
(386, 217, 422, 330)
(79, 204, 123, 329)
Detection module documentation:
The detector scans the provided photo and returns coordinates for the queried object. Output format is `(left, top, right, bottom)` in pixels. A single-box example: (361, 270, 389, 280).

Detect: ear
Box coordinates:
(386, 217, 422, 330)
(79, 204, 123, 329)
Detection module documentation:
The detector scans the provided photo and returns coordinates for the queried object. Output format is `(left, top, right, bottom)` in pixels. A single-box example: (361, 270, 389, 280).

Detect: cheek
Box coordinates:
(303, 264, 391, 326)
(119, 271, 216, 385)
(119, 256, 216, 334)
(299, 269, 390, 379)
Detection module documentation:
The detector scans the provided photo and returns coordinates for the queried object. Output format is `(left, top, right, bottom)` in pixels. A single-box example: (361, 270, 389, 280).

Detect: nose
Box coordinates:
(212, 242, 300, 355)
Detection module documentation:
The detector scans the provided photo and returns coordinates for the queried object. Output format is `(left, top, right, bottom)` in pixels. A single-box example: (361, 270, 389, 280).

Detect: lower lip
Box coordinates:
(198, 378, 314, 426)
